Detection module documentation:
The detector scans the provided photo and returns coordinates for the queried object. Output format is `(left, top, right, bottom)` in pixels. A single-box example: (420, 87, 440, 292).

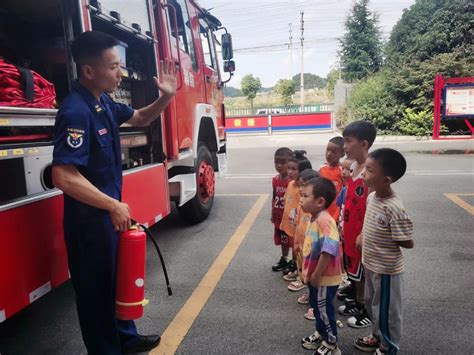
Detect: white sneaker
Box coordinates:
(301, 330, 322, 350)
(316, 340, 341, 355)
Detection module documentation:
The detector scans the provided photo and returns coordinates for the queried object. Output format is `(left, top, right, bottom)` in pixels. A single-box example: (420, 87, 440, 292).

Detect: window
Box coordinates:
(199, 20, 214, 68)
(168, 0, 197, 71)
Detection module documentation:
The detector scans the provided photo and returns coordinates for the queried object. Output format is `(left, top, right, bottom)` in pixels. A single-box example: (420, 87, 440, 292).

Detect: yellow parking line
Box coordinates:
(444, 193, 474, 215)
(151, 194, 269, 354)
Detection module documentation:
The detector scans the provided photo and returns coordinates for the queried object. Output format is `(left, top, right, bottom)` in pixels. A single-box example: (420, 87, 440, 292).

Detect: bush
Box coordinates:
(396, 108, 447, 137)
(347, 71, 401, 131)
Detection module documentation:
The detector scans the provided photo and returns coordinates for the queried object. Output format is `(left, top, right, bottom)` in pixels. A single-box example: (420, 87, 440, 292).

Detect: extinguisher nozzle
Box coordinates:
(167, 287, 173, 296)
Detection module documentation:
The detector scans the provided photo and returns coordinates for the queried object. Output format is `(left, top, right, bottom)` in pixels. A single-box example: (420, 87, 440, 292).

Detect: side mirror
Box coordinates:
(221, 33, 233, 60)
(223, 60, 235, 73)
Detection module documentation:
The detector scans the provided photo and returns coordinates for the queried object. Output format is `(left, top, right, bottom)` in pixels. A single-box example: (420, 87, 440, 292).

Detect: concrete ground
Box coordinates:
(1, 134, 473, 355)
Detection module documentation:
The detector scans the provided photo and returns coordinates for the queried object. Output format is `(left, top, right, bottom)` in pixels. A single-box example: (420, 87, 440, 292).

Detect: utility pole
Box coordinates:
(300, 10, 305, 112)
(288, 23, 293, 79)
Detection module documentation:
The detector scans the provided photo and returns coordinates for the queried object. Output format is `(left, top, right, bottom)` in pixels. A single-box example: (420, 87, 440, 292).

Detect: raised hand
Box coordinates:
(154, 58, 177, 98)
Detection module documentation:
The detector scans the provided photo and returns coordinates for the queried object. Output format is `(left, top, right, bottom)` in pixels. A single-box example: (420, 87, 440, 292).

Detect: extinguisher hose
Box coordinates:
(137, 223, 173, 296)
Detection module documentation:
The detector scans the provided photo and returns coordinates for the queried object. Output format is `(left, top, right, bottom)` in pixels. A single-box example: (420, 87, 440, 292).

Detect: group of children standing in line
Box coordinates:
(271, 120, 414, 355)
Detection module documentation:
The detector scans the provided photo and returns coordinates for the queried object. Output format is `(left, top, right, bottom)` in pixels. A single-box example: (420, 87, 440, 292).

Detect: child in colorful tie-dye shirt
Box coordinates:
(300, 177, 342, 355)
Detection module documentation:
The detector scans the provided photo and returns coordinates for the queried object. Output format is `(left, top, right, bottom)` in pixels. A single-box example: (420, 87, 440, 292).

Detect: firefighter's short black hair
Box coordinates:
(306, 177, 336, 209)
(71, 31, 119, 75)
(342, 120, 377, 148)
(369, 148, 407, 183)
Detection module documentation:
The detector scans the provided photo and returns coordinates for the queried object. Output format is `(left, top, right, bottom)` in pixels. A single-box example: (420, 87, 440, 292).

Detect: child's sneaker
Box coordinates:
(354, 335, 380, 352)
(315, 340, 341, 355)
(336, 282, 355, 301)
(272, 256, 288, 272)
(337, 300, 359, 316)
(283, 271, 298, 281)
(374, 346, 389, 354)
(297, 293, 310, 305)
(301, 330, 322, 350)
(288, 279, 306, 291)
(347, 307, 372, 328)
(304, 308, 315, 321)
(282, 259, 296, 275)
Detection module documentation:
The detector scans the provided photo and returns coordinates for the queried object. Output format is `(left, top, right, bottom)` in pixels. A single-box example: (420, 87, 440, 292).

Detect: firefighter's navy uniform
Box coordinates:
(52, 81, 138, 354)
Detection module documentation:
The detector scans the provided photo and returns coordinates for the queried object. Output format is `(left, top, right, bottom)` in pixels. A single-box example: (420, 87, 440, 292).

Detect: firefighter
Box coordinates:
(51, 31, 176, 354)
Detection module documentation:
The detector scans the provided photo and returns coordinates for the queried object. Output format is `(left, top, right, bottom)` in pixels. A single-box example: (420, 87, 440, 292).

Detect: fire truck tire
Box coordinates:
(179, 143, 215, 224)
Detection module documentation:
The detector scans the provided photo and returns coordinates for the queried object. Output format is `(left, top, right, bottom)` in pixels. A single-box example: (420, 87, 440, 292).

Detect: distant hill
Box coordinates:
(223, 86, 242, 97)
(224, 86, 273, 97)
(259, 87, 273, 93)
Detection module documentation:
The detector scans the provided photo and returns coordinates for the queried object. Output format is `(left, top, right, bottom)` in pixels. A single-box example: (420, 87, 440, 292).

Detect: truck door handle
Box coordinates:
(205, 75, 211, 83)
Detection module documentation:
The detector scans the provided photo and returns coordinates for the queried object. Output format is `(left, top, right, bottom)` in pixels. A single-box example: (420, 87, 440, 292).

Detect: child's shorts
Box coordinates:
(274, 227, 293, 247)
(344, 253, 363, 282)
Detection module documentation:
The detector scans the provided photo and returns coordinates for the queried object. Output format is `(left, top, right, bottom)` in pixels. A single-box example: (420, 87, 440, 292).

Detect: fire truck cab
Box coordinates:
(0, 0, 234, 323)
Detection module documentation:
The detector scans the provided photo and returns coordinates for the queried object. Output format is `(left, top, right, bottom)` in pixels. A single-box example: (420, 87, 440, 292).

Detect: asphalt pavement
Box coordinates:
(1, 133, 473, 354)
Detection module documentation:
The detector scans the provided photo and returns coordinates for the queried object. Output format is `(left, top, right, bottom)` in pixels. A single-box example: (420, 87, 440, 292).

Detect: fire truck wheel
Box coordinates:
(179, 143, 215, 224)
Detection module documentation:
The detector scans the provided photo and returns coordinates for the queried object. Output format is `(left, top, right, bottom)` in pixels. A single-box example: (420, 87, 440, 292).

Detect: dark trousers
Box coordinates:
(308, 284, 338, 344)
(64, 213, 138, 355)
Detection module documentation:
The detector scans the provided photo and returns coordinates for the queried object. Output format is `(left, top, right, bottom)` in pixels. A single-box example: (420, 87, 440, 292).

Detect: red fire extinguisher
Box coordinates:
(116, 224, 172, 320)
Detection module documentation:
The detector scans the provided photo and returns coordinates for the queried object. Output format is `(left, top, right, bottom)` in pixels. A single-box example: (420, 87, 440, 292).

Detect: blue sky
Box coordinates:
(198, 0, 416, 88)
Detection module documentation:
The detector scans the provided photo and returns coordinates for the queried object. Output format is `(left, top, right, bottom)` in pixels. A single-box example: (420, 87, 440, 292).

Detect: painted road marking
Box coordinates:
(444, 193, 474, 216)
(152, 194, 269, 355)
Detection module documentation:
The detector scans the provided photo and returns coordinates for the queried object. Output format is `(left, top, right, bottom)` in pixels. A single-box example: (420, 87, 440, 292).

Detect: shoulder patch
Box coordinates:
(66, 128, 85, 149)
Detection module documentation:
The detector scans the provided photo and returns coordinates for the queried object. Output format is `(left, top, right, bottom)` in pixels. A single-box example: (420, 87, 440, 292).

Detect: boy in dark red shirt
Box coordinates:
(271, 147, 293, 271)
(337, 120, 377, 329)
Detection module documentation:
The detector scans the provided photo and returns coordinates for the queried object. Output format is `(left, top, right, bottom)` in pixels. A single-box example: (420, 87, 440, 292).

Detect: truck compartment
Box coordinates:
(0, 0, 167, 207)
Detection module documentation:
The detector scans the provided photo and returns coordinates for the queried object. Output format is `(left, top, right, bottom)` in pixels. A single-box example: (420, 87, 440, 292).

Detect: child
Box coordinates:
(336, 158, 353, 231)
(271, 147, 293, 272)
(338, 120, 377, 329)
(280, 151, 310, 278)
(335, 158, 353, 293)
(319, 136, 345, 222)
(287, 169, 318, 293)
(300, 178, 342, 355)
(354, 148, 414, 354)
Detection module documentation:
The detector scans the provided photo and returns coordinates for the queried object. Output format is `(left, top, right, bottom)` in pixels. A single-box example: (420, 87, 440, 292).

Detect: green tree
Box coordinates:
(325, 69, 340, 99)
(292, 73, 327, 90)
(274, 79, 296, 106)
(241, 74, 262, 112)
(386, 0, 473, 65)
(340, 0, 383, 82)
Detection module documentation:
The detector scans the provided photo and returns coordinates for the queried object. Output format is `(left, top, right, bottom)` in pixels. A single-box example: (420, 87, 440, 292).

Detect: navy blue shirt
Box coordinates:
(53, 81, 134, 220)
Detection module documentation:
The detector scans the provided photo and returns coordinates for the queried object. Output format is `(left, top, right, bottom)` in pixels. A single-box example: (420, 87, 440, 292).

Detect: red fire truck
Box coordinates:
(0, 0, 235, 323)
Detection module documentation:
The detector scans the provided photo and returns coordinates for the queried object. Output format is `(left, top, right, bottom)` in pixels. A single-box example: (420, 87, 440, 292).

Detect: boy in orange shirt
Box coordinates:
(280, 151, 310, 278)
(319, 137, 345, 223)
(288, 169, 318, 297)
